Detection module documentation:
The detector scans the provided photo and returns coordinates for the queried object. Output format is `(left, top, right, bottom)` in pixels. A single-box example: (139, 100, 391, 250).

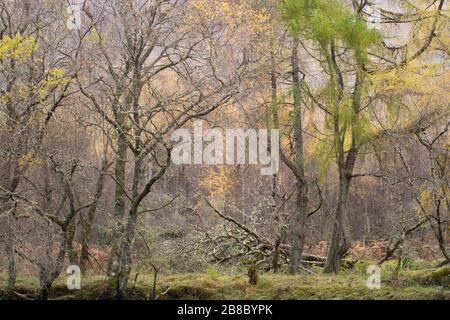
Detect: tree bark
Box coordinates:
(2, 230, 16, 300)
(268, 49, 283, 273)
(38, 233, 70, 300)
(288, 38, 309, 274)
(324, 172, 352, 273)
(324, 55, 363, 273)
(80, 158, 109, 274)
(114, 154, 142, 299)
(107, 130, 128, 276)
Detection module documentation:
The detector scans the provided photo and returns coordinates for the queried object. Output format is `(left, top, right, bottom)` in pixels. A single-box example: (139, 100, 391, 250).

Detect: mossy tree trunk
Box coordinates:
(324, 46, 363, 273)
(288, 38, 309, 274)
(2, 226, 16, 300)
(107, 126, 128, 277)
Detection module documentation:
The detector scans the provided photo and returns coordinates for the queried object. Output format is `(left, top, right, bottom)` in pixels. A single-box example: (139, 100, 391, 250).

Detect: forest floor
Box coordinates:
(1, 264, 449, 300)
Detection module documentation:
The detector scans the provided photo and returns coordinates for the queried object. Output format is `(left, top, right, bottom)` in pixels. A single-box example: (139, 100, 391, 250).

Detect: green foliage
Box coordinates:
(280, 0, 382, 180)
(335, 12, 381, 63)
(313, 138, 334, 182)
(280, 0, 343, 45)
(280, 0, 381, 58)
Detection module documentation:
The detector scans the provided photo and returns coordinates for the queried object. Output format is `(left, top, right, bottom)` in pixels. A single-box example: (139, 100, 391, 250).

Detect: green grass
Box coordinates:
(1, 266, 448, 300)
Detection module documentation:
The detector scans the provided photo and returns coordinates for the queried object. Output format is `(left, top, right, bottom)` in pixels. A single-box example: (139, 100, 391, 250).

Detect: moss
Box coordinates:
(205, 266, 221, 279)
(410, 266, 450, 288)
(154, 271, 450, 300)
(2, 269, 449, 300)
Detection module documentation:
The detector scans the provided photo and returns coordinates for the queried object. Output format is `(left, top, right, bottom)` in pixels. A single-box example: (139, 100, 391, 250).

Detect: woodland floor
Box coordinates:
(1, 264, 449, 300)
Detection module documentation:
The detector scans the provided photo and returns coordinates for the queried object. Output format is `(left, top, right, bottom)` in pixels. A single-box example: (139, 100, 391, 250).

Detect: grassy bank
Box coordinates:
(1, 265, 449, 300)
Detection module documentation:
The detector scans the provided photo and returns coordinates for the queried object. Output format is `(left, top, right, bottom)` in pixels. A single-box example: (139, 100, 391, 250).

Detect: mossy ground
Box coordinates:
(1, 265, 448, 300)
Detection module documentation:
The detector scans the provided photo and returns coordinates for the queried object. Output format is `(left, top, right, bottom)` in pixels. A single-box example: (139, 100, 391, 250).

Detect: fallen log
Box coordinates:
(301, 260, 326, 267)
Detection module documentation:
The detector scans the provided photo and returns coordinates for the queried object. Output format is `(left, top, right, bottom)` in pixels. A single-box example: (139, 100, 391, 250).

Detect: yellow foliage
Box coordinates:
(0, 34, 68, 103)
(370, 60, 449, 106)
(45, 68, 69, 87)
(186, 0, 273, 45)
(417, 188, 434, 216)
(18, 153, 34, 167)
(199, 166, 235, 200)
(0, 33, 35, 60)
(33, 68, 69, 99)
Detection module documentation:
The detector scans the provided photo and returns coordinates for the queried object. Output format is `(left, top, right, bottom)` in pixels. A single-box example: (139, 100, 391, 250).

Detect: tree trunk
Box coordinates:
(288, 38, 309, 274)
(107, 130, 128, 276)
(80, 158, 108, 274)
(268, 49, 283, 273)
(38, 283, 51, 300)
(324, 173, 352, 273)
(115, 207, 138, 299)
(324, 54, 363, 273)
(67, 220, 78, 265)
(1, 184, 18, 299)
(38, 225, 73, 300)
(289, 183, 309, 273)
(115, 149, 142, 299)
(2, 234, 16, 300)
(79, 226, 91, 275)
(430, 152, 450, 263)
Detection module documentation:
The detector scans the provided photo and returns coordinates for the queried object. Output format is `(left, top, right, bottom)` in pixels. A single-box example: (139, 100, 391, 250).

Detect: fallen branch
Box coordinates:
(198, 194, 326, 269)
(154, 286, 170, 300)
(378, 219, 426, 265)
(13, 291, 34, 300)
(200, 193, 269, 244)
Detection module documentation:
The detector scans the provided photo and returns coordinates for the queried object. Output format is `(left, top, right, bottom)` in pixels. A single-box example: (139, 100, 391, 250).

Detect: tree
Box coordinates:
(280, 0, 446, 273)
(0, 0, 76, 298)
(76, 0, 267, 298)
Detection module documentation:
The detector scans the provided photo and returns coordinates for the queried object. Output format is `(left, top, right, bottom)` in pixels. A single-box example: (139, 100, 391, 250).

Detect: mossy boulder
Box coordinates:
(412, 266, 450, 288)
